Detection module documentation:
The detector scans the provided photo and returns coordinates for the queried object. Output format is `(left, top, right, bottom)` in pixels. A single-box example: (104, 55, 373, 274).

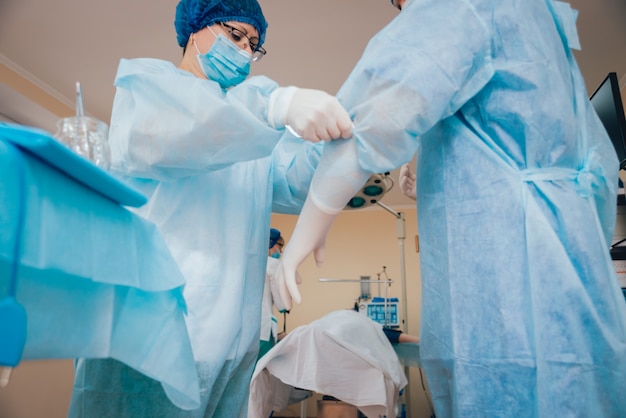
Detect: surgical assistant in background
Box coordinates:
(258, 228, 288, 360)
(278, 0, 626, 416)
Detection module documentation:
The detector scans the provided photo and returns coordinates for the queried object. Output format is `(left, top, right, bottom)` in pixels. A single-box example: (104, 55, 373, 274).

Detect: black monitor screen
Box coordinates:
(589, 72, 626, 169)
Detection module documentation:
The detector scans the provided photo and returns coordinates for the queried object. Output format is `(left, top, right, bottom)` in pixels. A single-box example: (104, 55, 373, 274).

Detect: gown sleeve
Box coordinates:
(310, 0, 495, 211)
(270, 133, 324, 215)
(109, 58, 285, 181)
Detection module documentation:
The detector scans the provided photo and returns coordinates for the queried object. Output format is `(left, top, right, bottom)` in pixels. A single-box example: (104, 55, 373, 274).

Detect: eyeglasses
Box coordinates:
(219, 22, 267, 62)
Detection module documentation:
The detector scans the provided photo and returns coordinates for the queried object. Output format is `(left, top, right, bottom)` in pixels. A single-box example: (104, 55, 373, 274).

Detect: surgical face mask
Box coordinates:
(270, 252, 281, 259)
(194, 33, 252, 89)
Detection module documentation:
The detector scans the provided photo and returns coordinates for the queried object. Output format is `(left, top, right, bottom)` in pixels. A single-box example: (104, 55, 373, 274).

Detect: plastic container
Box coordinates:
(55, 116, 110, 169)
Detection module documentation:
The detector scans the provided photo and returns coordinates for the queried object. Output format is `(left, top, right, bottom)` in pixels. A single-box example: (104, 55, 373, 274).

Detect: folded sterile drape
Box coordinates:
(0, 134, 199, 410)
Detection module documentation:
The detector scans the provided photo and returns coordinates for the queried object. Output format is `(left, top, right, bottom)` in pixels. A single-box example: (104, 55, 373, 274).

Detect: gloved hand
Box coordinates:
(269, 86, 353, 142)
(269, 267, 301, 312)
(399, 163, 417, 201)
(274, 195, 339, 310)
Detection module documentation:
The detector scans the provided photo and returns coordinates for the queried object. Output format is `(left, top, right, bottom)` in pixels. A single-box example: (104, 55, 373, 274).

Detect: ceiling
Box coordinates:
(1, 0, 626, 209)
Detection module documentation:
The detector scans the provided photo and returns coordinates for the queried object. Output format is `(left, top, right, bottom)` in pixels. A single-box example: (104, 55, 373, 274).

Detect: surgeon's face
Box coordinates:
(268, 239, 284, 258)
(182, 19, 263, 80)
(205, 21, 260, 55)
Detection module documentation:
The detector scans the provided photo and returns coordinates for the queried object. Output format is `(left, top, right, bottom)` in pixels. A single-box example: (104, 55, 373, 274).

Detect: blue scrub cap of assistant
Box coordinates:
(269, 228, 282, 249)
(175, 0, 268, 48)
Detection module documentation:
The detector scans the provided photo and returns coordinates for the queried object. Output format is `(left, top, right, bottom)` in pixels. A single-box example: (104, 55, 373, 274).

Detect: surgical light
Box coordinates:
(345, 172, 394, 210)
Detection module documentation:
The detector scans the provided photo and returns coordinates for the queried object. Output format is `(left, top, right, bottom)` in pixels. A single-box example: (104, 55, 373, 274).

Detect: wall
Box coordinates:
(0, 359, 75, 417)
(0, 60, 73, 132)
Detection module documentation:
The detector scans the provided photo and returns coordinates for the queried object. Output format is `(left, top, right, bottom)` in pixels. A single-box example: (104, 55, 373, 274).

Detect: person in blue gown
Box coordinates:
(277, 0, 626, 416)
(68, 0, 353, 417)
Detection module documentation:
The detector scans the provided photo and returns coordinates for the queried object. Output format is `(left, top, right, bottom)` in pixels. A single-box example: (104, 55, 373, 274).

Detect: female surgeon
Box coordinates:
(67, 0, 352, 417)
(278, 0, 626, 417)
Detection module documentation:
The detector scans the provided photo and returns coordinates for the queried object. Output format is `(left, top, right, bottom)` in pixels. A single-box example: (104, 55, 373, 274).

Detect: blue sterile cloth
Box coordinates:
(0, 129, 199, 410)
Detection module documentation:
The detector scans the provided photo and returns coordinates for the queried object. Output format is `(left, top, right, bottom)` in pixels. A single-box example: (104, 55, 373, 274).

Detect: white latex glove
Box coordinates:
(399, 163, 417, 201)
(269, 86, 353, 142)
(275, 195, 339, 310)
(269, 267, 301, 312)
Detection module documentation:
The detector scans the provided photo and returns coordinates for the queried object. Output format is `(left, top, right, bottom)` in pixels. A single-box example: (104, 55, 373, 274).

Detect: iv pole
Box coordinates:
(376, 200, 411, 418)
(376, 201, 408, 334)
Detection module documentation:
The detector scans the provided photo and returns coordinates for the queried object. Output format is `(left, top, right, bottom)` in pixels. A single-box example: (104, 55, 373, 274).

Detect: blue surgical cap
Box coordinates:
(175, 0, 268, 48)
(269, 228, 281, 249)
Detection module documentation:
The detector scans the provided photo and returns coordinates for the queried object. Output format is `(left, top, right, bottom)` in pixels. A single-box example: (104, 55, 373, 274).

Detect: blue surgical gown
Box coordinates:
(68, 58, 323, 418)
(310, 1, 626, 416)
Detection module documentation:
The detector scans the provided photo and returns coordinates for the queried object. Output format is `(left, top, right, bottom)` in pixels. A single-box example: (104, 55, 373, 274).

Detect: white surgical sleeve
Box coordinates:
(309, 0, 494, 211)
(109, 58, 285, 181)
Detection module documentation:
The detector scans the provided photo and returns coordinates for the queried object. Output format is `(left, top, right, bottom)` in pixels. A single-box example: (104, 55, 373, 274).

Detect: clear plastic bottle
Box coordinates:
(55, 116, 110, 170)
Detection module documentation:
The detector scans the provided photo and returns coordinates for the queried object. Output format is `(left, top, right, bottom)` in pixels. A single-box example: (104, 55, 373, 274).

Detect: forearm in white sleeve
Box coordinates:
(275, 138, 370, 309)
(308, 138, 371, 214)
